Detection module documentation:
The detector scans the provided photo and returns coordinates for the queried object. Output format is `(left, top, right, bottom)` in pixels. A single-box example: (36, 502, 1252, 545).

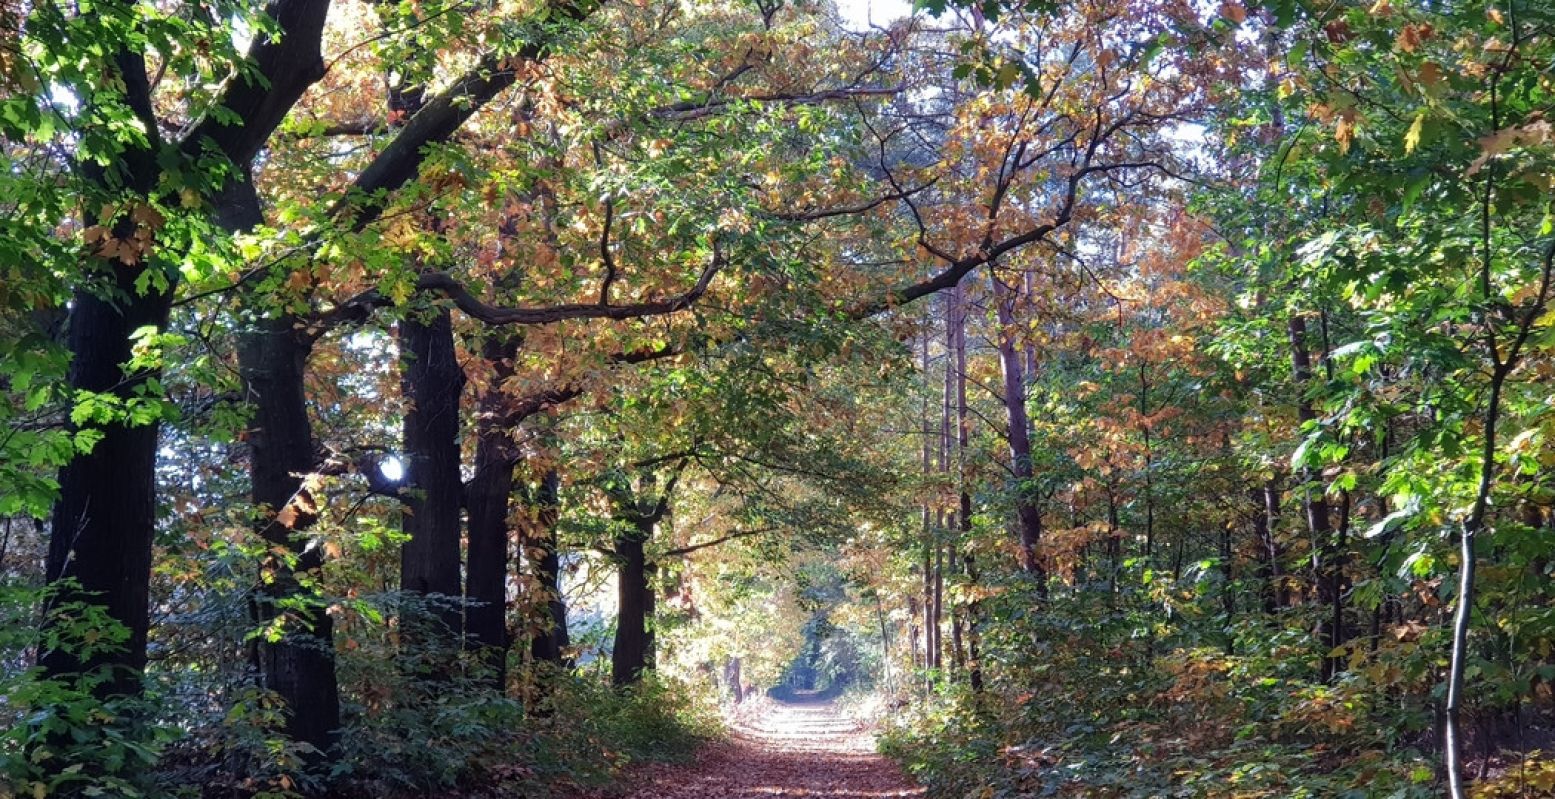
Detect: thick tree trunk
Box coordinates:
(237, 316, 342, 755)
(612, 523, 655, 686)
(399, 309, 466, 645)
(41, 0, 329, 699)
(42, 279, 171, 699)
(464, 442, 513, 681)
(465, 335, 521, 686)
(990, 271, 1044, 584)
(528, 469, 571, 665)
(230, 173, 343, 759)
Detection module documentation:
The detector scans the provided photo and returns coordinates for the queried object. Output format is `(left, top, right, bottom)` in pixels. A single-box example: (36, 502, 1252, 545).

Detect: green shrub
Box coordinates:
(0, 582, 176, 799)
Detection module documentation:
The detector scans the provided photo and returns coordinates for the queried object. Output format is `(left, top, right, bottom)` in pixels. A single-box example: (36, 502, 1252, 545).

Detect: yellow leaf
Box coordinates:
(1335, 114, 1356, 154)
(1404, 111, 1424, 154)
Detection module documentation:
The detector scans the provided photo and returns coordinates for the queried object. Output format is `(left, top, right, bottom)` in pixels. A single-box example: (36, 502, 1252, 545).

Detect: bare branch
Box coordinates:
(664, 527, 775, 558)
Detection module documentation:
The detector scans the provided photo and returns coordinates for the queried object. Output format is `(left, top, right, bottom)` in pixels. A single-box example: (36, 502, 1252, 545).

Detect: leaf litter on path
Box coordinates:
(564, 696, 925, 799)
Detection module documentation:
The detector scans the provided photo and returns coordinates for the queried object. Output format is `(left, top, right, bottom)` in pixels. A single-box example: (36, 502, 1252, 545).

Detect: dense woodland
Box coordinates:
(2, 0, 1554, 795)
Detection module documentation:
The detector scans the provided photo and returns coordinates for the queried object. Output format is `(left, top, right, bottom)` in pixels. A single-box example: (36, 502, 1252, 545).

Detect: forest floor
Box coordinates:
(564, 693, 924, 799)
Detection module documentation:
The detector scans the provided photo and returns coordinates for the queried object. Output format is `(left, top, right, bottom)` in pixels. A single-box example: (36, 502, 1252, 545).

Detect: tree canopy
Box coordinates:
(2, 0, 1554, 796)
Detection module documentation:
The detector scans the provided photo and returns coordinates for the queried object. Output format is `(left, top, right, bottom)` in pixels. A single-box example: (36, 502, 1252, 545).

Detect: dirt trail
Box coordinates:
(581, 695, 924, 798)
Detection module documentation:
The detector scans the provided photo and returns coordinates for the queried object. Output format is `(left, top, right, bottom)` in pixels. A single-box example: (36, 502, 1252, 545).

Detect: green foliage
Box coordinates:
(880, 592, 1443, 798)
(541, 672, 723, 770)
(0, 583, 176, 799)
(334, 663, 720, 797)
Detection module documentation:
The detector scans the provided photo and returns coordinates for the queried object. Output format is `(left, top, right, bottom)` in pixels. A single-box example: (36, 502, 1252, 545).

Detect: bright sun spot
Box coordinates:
(835, 0, 915, 30)
(379, 456, 405, 483)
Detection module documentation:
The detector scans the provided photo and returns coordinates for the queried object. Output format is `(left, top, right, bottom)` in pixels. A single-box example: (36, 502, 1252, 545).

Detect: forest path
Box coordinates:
(579, 693, 924, 798)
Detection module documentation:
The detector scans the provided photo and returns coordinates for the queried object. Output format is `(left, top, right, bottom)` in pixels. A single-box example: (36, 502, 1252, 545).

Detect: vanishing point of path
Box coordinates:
(581, 694, 924, 799)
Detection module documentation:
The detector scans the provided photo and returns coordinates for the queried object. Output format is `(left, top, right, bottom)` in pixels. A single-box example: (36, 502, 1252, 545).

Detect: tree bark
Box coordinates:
(990, 270, 1045, 584)
(40, 0, 330, 698)
(464, 334, 521, 686)
(236, 314, 342, 755)
(951, 284, 982, 692)
(612, 521, 655, 686)
(399, 308, 467, 647)
(42, 278, 170, 699)
(1255, 479, 1286, 613)
(1138, 365, 1156, 561)
(931, 535, 943, 672)
(1288, 314, 1340, 682)
(528, 469, 571, 666)
(918, 322, 939, 681)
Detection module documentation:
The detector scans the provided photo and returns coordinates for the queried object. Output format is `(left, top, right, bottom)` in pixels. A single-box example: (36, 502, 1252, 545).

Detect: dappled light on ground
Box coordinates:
(569, 695, 923, 799)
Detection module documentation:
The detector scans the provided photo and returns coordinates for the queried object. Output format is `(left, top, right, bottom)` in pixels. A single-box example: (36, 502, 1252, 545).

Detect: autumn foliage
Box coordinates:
(3, 0, 1555, 796)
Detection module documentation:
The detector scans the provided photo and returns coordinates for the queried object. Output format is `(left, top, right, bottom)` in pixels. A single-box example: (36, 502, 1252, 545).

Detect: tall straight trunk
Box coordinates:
(948, 593, 965, 675)
(960, 492, 984, 694)
(399, 308, 466, 643)
(962, 553, 984, 694)
(1333, 486, 1351, 659)
(951, 284, 982, 692)
(875, 594, 894, 695)
(1288, 314, 1339, 682)
(42, 277, 171, 698)
(1022, 269, 1039, 378)
(1220, 517, 1236, 654)
(990, 271, 1045, 586)
(926, 537, 939, 668)
(463, 448, 512, 672)
(464, 334, 521, 686)
(1138, 365, 1156, 560)
(528, 469, 571, 665)
(236, 313, 342, 755)
(940, 292, 958, 675)
(1106, 488, 1121, 597)
(612, 522, 654, 686)
(1256, 479, 1287, 613)
(919, 322, 939, 679)
(922, 540, 937, 675)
